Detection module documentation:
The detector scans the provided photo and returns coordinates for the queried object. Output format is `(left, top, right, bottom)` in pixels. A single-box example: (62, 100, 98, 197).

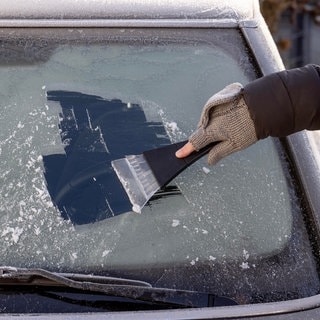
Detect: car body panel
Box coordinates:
(0, 0, 320, 319)
(0, 0, 257, 20)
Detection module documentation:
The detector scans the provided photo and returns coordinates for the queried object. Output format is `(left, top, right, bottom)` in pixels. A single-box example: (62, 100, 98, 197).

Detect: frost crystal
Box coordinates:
(172, 219, 180, 227)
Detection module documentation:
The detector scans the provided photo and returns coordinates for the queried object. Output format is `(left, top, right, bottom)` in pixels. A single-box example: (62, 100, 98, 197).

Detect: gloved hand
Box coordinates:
(176, 83, 258, 165)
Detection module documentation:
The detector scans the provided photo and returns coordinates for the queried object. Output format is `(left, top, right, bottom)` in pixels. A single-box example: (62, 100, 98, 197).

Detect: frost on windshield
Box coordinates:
(0, 37, 298, 265)
(0, 28, 318, 304)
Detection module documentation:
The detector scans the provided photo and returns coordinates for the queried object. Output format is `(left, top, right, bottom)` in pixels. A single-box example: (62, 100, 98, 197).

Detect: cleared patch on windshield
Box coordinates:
(43, 91, 174, 225)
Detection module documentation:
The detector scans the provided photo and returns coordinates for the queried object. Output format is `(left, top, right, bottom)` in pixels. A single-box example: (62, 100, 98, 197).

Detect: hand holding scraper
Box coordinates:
(112, 82, 258, 213)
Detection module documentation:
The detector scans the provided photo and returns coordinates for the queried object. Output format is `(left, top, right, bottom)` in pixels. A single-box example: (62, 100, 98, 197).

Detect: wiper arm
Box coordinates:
(0, 266, 236, 308)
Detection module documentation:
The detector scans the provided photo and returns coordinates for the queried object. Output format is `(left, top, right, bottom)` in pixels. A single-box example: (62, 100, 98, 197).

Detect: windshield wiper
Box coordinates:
(0, 266, 236, 308)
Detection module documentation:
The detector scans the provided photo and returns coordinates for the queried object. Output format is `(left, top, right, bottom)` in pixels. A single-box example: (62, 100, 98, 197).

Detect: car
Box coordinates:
(0, 0, 320, 319)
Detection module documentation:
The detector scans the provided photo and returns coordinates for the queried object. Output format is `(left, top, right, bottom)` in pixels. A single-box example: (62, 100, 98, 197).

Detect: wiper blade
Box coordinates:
(0, 266, 151, 287)
(0, 266, 236, 308)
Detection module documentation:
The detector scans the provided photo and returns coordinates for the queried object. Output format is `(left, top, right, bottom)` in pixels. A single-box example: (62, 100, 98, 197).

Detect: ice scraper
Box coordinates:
(111, 140, 217, 213)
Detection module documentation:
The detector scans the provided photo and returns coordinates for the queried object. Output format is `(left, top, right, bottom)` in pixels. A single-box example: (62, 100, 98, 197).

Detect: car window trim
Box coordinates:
(0, 18, 239, 28)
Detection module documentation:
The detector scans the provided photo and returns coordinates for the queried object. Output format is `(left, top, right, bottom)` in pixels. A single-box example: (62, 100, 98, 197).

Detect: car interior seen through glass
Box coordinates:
(0, 28, 319, 306)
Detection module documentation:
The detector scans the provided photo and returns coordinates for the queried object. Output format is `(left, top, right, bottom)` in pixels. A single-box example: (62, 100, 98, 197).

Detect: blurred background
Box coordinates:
(260, 0, 320, 67)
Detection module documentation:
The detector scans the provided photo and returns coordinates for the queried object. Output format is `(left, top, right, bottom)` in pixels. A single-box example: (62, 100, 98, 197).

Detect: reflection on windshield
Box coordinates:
(44, 91, 171, 224)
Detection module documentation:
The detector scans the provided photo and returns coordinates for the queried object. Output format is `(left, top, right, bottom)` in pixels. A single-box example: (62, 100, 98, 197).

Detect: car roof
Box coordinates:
(0, 0, 259, 20)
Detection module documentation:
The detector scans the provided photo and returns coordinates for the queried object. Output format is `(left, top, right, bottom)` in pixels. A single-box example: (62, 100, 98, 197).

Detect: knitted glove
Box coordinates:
(189, 83, 258, 165)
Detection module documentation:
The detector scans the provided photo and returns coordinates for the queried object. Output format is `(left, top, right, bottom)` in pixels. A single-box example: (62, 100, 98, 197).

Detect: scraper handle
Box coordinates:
(143, 140, 219, 187)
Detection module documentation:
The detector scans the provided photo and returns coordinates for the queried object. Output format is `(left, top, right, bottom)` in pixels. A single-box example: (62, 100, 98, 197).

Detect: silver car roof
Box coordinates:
(0, 0, 259, 20)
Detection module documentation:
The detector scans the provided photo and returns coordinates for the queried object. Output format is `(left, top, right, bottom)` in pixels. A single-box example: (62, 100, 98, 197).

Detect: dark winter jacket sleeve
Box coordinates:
(242, 64, 320, 139)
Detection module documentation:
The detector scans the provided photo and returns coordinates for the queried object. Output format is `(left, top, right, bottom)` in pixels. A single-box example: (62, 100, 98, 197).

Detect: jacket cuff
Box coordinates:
(242, 64, 320, 139)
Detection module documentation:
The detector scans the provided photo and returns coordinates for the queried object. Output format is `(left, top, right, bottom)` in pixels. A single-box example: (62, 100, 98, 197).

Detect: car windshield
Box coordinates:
(0, 28, 319, 304)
